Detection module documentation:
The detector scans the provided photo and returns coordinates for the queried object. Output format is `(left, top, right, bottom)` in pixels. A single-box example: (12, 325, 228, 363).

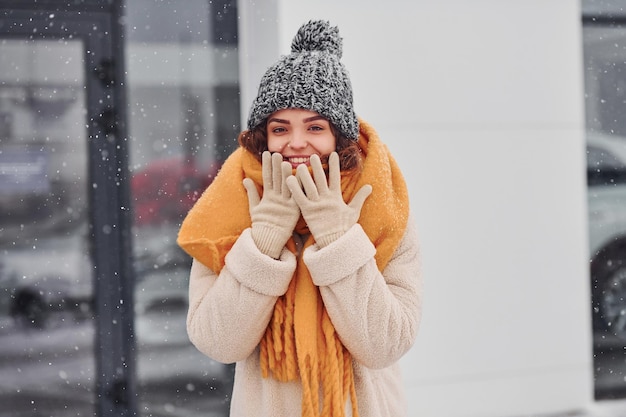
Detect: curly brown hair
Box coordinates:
(238, 118, 363, 172)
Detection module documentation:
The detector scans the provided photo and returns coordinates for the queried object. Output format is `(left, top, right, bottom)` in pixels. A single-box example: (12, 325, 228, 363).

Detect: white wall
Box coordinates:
(237, 1, 593, 416)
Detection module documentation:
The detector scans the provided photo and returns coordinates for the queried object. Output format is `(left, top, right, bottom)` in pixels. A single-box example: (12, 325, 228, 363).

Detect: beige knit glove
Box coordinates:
(286, 152, 372, 248)
(243, 151, 300, 259)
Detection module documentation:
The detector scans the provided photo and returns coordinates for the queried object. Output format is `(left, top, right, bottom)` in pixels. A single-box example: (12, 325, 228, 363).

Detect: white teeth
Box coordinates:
(289, 157, 309, 164)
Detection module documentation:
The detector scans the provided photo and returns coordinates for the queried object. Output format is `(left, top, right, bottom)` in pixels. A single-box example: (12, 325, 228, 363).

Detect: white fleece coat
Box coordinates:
(186, 216, 422, 417)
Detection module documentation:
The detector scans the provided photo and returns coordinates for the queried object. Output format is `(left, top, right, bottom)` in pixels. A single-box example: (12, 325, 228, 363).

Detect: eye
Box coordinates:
(270, 126, 287, 134)
(308, 124, 324, 132)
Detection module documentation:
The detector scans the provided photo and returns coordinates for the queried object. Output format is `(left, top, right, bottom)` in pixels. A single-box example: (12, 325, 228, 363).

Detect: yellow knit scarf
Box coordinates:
(177, 120, 409, 417)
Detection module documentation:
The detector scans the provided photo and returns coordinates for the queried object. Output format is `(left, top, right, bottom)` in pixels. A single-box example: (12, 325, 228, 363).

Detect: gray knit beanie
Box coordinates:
(246, 20, 359, 141)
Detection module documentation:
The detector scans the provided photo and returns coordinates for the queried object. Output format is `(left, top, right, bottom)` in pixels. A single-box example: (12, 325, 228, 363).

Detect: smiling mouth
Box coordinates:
(285, 156, 311, 166)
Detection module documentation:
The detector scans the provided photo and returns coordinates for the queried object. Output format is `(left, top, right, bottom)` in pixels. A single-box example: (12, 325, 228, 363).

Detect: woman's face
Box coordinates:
(266, 108, 336, 168)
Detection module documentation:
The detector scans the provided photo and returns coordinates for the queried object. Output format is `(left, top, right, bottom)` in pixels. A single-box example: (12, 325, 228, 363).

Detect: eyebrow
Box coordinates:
(267, 117, 289, 124)
(267, 115, 327, 124)
(303, 115, 326, 123)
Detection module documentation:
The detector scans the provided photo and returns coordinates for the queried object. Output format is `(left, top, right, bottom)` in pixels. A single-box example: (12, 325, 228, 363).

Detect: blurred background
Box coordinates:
(0, 0, 625, 416)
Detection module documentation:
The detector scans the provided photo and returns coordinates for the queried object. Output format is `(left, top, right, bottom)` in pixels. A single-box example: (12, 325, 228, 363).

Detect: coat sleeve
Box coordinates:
(186, 228, 297, 364)
(303, 215, 422, 369)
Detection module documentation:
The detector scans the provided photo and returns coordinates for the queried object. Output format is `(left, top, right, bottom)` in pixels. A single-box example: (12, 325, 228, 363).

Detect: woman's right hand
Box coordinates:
(243, 151, 301, 258)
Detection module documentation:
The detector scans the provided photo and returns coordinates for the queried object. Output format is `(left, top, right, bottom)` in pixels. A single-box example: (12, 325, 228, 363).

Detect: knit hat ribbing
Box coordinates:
(247, 20, 359, 141)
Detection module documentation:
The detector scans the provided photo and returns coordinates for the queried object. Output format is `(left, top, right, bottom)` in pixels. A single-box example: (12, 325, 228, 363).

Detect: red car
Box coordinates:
(131, 156, 219, 226)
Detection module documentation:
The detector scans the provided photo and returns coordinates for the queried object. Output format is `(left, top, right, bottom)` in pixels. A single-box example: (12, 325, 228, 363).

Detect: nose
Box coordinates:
(288, 130, 307, 150)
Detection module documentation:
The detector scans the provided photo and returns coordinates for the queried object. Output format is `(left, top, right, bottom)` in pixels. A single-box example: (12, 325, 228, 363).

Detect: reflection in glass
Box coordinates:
(584, 25, 626, 400)
(0, 39, 96, 415)
(125, 1, 239, 415)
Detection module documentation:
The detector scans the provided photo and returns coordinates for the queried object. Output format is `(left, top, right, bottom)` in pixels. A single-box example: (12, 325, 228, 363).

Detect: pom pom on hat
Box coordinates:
(291, 19, 343, 58)
(247, 20, 359, 141)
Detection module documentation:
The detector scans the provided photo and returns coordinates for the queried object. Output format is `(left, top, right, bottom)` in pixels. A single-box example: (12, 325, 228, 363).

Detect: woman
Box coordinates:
(178, 19, 422, 417)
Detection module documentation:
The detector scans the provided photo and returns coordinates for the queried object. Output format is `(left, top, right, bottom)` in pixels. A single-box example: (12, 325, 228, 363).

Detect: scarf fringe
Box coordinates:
(260, 279, 299, 382)
(261, 302, 358, 417)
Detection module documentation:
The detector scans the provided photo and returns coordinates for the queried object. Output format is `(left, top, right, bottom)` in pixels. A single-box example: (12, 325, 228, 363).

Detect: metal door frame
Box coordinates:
(0, 2, 136, 416)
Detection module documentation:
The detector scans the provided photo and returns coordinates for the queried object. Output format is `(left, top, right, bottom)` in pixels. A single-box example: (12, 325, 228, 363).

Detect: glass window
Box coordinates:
(583, 15, 626, 400)
(0, 38, 96, 415)
(124, 1, 239, 415)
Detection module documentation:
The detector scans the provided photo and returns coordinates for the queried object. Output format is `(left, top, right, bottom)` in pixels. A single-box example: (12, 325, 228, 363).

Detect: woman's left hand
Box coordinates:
(286, 152, 372, 247)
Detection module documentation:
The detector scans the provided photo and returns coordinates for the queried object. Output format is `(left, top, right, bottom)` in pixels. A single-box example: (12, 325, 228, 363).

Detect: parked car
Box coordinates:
(0, 155, 219, 328)
(0, 234, 93, 329)
(131, 156, 218, 226)
(0, 233, 188, 329)
(0, 221, 192, 329)
(587, 132, 626, 339)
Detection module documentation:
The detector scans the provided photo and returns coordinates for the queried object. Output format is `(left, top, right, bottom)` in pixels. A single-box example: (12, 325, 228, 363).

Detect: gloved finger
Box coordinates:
(327, 152, 341, 192)
(261, 151, 273, 190)
(271, 152, 283, 194)
(296, 163, 319, 200)
(280, 161, 293, 199)
(286, 175, 307, 205)
(348, 184, 372, 211)
(243, 177, 260, 210)
(310, 154, 328, 192)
